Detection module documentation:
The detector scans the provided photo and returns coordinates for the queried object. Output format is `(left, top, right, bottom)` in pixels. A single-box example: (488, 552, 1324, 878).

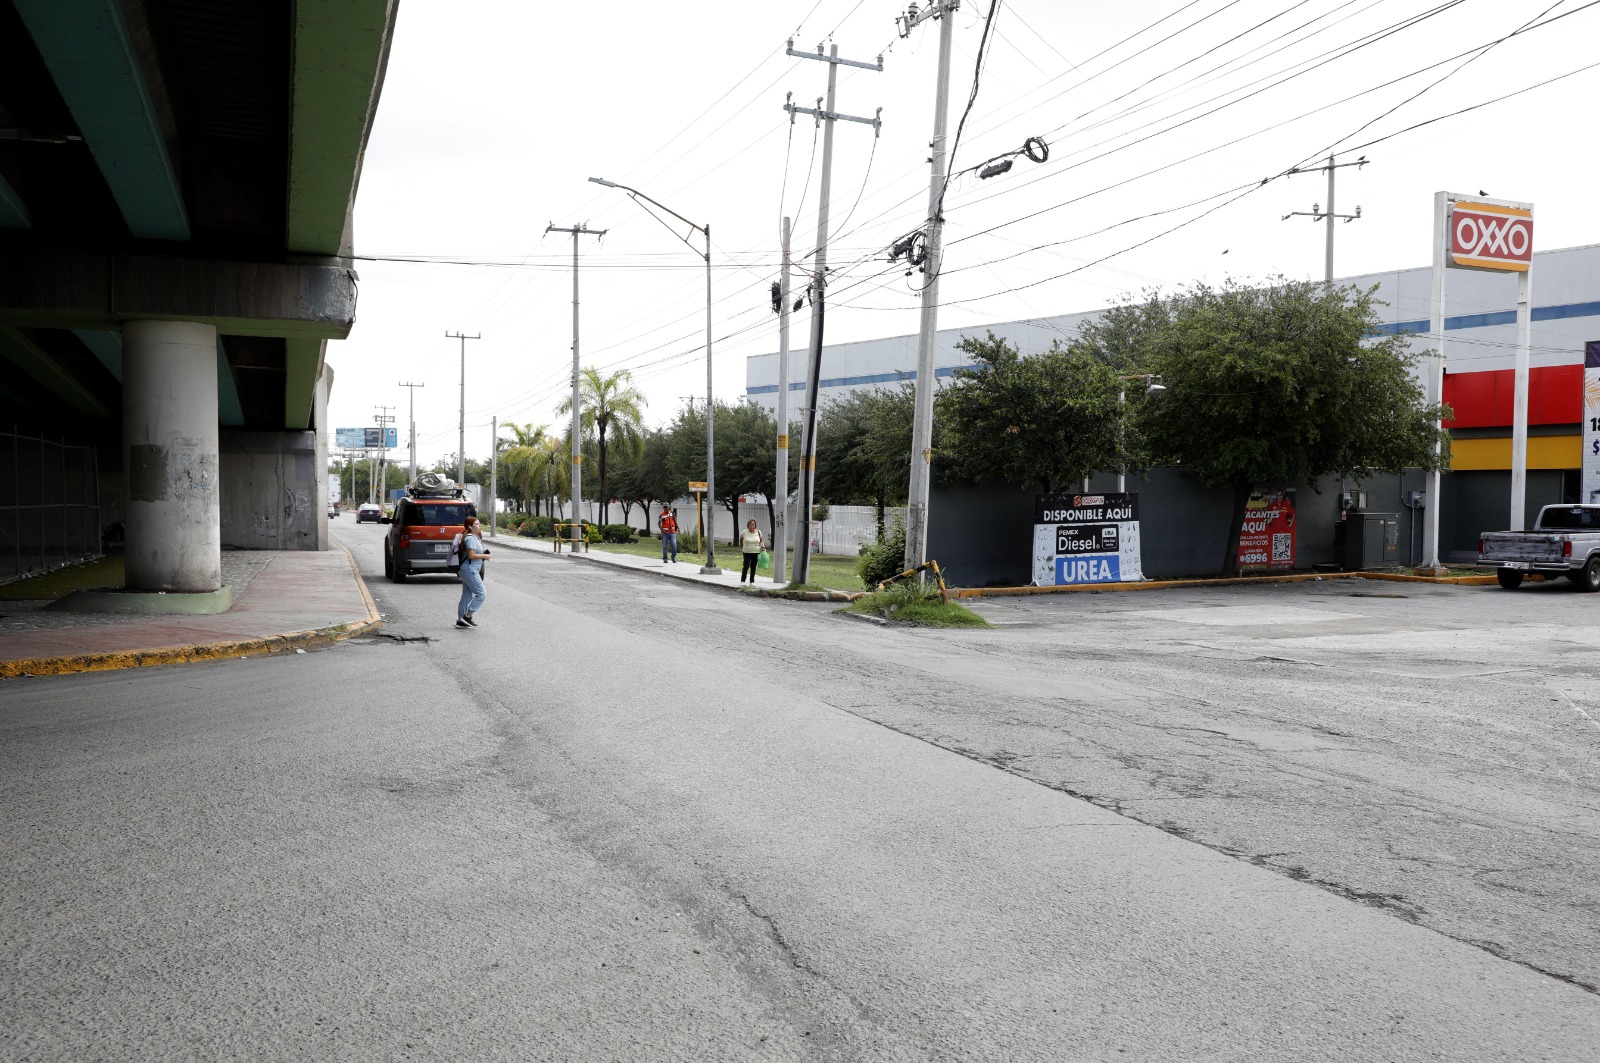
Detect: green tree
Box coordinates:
(665, 400, 779, 545)
(935, 331, 1124, 493)
(816, 385, 914, 537)
(557, 366, 646, 525)
(497, 421, 549, 514)
(1130, 277, 1450, 575)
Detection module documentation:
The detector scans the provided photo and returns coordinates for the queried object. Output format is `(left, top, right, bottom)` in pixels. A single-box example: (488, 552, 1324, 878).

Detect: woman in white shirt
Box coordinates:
(739, 518, 766, 585)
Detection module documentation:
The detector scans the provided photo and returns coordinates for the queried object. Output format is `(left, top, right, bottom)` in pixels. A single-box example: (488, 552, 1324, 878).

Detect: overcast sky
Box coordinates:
(327, 0, 1600, 466)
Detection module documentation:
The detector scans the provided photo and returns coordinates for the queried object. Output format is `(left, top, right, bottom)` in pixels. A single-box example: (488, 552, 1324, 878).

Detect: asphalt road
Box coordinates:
(3, 524, 1597, 1061)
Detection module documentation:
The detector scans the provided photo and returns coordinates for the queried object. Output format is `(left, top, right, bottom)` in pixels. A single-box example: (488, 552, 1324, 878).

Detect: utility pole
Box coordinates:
(784, 39, 883, 586)
(900, 0, 959, 576)
(545, 223, 606, 539)
(772, 216, 793, 585)
(1283, 155, 1368, 282)
(374, 406, 395, 503)
(398, 380, 424, 483)
(489, 415, 498, 539)
(445, 331, 480, 484)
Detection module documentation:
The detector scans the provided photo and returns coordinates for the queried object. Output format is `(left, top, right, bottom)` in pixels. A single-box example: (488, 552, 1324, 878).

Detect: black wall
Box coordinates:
(925, 466, 1571, 586)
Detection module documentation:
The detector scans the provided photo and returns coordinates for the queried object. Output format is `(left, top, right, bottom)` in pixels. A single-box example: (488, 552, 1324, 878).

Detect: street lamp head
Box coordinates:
(1145, 382, 1167, 396)
(588, 176, 619, 188)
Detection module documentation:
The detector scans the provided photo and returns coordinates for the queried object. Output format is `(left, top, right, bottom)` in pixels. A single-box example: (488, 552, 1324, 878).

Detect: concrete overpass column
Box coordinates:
(122, 320, 222, 591)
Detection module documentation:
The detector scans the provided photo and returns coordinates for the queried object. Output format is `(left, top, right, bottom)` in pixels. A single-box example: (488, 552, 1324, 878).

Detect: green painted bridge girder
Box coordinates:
(0, 325, 111, 419)
(288, 0, 397, 256)
(12, 0, 189, 242)
(0, 174, 31, 229)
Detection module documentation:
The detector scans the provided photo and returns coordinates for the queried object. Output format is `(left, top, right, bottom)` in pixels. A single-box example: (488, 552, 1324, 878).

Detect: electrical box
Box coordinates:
(1337, 512, 1400, 569)
(1406, 490, 1425, 509)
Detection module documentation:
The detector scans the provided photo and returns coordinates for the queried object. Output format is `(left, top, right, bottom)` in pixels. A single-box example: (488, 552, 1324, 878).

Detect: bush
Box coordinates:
(521, 515, 553, 538)
(856, 516, 908, 589)
(678, 530, 701, 554)
(601, 523, 635, 544)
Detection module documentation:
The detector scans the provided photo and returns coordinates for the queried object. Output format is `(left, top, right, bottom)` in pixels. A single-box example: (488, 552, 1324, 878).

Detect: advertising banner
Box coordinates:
(335, 427, 398, 449)
(1584, 342, 1600, 503)
(1237, 488, 1297, 572)
(1032, 492, 1142, 586)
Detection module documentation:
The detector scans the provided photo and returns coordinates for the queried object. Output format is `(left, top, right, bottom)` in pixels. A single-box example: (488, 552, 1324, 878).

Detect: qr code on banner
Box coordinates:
(1271, 533, 1292, 563)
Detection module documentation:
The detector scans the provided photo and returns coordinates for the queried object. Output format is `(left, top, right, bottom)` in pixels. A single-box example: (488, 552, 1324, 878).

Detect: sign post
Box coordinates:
(1584, 343, 1600, 503)
(1427, 194, 1534, 565)
(689, 481, 708, 559)
(1032, 493, 1143, 586)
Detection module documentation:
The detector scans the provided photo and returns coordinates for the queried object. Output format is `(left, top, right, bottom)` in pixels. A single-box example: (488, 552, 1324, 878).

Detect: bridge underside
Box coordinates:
(0, 0, 396, 587)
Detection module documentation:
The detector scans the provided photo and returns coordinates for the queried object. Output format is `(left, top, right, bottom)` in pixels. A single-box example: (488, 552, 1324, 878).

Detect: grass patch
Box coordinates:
(588, 539, 865, 592)
(844, 581, 991, 628)
(0, 557, 122, 601)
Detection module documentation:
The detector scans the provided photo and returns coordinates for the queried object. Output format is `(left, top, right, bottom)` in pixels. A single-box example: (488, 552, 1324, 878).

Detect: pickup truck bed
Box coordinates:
(1479, 505, 1600, 590)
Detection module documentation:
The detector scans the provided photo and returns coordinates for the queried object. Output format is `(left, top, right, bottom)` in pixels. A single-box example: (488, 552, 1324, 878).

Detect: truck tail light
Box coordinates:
(1564, 540, 1573, 557)
(399, 534, 410, 548)
(1478, 539, 1484, 555)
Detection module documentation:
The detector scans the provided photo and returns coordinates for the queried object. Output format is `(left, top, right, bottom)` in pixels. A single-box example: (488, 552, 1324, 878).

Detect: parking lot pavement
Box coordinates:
(796, 576, 1600, 992)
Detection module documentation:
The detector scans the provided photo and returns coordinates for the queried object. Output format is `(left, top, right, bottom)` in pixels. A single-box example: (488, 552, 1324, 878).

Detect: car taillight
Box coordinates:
(1564, 540, 1573, 557)
(1478, 539, 1484, 555)
(399, 534, 410, 548)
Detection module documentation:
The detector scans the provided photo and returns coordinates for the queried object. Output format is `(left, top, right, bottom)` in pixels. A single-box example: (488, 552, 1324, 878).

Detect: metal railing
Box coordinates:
(0, 429, 101, 582)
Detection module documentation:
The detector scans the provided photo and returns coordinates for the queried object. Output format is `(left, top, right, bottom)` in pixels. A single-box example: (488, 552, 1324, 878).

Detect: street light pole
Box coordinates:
(589, 176, 721, 573)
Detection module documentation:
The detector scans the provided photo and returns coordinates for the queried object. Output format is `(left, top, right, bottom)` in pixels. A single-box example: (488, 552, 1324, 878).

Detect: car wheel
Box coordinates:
(383, 546, 393, 577)
(1579, 557, 1600, 593)
(1496, 568, 1524, 590)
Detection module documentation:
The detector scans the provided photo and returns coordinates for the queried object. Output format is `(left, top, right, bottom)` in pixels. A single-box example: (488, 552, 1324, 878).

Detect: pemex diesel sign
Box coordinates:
(1032, 493, 1143, 586)
(1448, 200, 1533, 273)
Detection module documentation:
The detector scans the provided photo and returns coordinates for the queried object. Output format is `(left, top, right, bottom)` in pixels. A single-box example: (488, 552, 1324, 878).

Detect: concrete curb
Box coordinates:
(0, 541, 383, 679)
(951, 570, 1498, 600)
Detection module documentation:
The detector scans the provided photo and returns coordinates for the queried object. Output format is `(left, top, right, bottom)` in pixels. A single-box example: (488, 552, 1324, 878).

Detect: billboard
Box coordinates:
(335, 427, 398, 449)
(1237, 488, 1297, 572)
(1448, 200, 1532, 273)
(1032, 493, 1143, 586)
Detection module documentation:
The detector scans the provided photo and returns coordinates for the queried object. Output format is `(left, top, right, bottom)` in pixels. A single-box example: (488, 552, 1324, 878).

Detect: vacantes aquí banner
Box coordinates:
(1032, 492, 1143, 586)
(1237, 488, 1297, 572)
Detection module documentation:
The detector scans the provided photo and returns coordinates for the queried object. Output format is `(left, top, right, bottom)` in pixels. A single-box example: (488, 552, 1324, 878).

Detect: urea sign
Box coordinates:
(1032, 493, 1143, 586)
(1448, 200, 1532, 273)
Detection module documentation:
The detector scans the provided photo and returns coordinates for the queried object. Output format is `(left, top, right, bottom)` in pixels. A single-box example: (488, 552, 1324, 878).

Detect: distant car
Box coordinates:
(356, 503, 383, 523)
(383, 473, 478, 583)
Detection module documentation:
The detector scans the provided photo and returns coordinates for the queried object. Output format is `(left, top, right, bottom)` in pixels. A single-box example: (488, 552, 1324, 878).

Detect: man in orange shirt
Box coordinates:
(657, 506, 679, 564)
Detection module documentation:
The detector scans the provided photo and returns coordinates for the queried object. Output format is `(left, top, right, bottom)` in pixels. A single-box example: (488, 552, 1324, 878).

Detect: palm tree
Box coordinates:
(499, 422, 548, 514)
(557, 366, 646, 525)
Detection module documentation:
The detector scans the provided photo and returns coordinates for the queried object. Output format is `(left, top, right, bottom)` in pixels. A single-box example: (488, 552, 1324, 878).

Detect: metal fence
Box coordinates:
(0, 429, 101, 582)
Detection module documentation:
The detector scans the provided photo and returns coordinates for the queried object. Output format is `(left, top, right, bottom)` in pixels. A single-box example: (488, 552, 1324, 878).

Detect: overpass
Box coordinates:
(0, 0, 397, 596)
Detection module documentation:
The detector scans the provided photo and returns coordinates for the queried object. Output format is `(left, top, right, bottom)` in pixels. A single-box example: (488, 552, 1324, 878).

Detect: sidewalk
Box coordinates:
(0, 542, 380, 678)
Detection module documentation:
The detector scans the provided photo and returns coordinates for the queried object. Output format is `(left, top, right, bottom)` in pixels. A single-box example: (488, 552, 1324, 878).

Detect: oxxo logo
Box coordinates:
(1449, 202, 1533, 272)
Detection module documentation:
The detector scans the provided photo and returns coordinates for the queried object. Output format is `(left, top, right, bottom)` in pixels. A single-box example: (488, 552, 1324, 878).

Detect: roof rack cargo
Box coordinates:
(406, 472, 466, 499)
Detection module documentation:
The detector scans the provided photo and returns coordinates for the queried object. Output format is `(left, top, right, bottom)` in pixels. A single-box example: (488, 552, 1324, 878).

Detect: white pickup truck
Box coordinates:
(1479, 504, 1600, 591)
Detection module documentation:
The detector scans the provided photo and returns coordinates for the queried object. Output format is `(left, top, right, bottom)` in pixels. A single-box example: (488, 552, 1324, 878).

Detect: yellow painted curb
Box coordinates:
(952, 570, 1498, 599)
(0, 541, 383, 679)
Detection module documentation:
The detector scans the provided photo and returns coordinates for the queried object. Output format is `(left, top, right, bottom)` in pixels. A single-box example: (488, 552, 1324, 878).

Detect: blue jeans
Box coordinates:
(661, 531, 677, 561)
(458, 561, 486, 618)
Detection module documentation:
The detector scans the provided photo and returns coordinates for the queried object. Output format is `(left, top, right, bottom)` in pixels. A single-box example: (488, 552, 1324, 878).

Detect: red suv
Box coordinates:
(382, 476, 476, 583)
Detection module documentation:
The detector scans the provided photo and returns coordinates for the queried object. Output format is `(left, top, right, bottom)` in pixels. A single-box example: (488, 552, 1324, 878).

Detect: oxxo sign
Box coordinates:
(1448, 200, 1533, 273)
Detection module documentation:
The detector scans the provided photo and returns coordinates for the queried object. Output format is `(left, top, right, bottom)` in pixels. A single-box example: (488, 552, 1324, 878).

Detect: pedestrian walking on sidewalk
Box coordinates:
(739, 518, 766, 584)
(456, 516, 490, 628)
(658, 506, 679, 564)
